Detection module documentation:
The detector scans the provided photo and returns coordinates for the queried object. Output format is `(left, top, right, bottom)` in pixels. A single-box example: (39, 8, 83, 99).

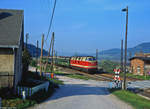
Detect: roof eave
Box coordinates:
(0, 45, 19, 48)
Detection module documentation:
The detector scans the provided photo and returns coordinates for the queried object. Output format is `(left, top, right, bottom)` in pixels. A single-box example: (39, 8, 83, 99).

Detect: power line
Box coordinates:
(45, 0, 57, 41)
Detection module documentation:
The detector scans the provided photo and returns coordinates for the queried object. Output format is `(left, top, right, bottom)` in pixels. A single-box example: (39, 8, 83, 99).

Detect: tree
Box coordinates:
(22, 48, 31, 73)
(99, 60, 120, 73)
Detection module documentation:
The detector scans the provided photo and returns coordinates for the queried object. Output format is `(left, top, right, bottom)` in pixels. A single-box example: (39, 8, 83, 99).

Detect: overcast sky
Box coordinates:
(1, 0, 150, 55)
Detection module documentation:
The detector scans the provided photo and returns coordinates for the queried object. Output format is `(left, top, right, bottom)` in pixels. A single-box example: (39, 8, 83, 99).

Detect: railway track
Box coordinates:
(56, 65, 142, 82)
(56, 66, 113, 81)
(99, 73, 142, 81)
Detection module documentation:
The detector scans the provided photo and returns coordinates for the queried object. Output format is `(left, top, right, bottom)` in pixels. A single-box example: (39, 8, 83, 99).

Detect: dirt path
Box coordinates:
(30, 75, 133, 109)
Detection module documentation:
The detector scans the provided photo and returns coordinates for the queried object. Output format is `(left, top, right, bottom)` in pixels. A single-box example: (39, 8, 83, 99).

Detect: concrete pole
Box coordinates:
(121, 40, 124, 73)
(123, 6, 128, 90)
(40, 34, 44, 76)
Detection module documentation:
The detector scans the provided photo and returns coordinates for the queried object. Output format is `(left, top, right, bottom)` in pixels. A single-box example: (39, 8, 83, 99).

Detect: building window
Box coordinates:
(131, 66, 134, 73)
(137, 66, 141, 74)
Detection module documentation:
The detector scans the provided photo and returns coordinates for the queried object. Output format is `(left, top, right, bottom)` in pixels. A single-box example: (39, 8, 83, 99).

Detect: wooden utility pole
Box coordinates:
(44, 33, 54, 73)
(26, 33, 29, 49)
(121, 40, 123, 73)
(122, 6, 128, 90)
(36, 40, 39, 73)
(40, 34, 44, 76)
(51, 32, 55, 74)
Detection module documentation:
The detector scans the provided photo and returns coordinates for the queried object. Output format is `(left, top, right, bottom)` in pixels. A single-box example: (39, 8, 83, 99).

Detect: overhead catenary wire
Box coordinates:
(45, 0, 57, 41)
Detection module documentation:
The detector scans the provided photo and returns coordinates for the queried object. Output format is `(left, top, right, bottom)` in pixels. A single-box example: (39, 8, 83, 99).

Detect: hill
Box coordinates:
(24, 42, 150, 61)
(99, 42, 150, 61)
(25, 43, 48, 57)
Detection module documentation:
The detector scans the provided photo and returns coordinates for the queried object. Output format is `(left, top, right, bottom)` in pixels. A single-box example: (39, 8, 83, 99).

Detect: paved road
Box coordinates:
(128, 80, 150, 89)
(31, 76, 133, 109)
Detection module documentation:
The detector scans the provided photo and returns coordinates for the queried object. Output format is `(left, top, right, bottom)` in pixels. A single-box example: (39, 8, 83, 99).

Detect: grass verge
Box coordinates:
(120, 73, 150, 80)
(2, 98, 36, 109)
(67, 74, 90, 80)
(109, 89, 150, 109)
(49, 78, 64, 85)
(55, 71, 90, 80)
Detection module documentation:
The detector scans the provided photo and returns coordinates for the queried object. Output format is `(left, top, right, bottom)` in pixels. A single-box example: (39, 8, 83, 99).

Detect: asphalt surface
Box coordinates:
(128, 80, 150, 89)
(31, 76, 133, 109)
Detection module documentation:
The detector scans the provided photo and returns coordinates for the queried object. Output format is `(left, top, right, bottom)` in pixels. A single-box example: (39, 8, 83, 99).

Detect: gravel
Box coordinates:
(30, 76, 133, 109)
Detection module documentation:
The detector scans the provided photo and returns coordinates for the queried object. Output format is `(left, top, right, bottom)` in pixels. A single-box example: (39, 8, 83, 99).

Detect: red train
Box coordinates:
(70, 56, 98, 73)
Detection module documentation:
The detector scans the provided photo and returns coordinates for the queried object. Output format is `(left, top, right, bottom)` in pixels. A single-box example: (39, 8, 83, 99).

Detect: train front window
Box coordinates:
(93, 57, 96, 61)
(86, 58, 92, 61)
(86, 57, 96, 61)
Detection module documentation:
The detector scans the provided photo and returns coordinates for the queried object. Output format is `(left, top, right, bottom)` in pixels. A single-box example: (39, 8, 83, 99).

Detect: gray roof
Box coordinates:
(0, 9, 23, 48)
(129, 57, 150, 61)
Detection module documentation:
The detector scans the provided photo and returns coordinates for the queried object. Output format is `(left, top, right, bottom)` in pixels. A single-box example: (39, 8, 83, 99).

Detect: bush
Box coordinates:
(2, 99, 36, 109)
(1, 81, 57, 108)
(28, 82, 55, 103)
(22, 48, 31, 73)
(99, 60, 120, 73)
(30, 59, 37, 67)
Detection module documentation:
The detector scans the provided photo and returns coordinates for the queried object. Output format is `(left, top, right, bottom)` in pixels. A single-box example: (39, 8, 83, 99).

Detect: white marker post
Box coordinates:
(22, 91, 26, 100)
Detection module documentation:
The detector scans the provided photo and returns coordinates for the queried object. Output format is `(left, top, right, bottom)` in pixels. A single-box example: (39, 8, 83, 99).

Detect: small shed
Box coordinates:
(129, 57, 150, 75)
(0, 9, 24, 90)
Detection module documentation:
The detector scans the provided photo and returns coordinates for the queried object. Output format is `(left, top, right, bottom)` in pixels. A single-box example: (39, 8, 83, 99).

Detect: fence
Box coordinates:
(36, 72, 53, 79)
(17, 81, 49, 97)
(0, 72, 14, 88)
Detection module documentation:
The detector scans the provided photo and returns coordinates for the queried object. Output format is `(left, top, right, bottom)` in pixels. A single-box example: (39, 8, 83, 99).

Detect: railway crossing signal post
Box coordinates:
(122, 6, 128, 90)
(114, 69, 121, 88)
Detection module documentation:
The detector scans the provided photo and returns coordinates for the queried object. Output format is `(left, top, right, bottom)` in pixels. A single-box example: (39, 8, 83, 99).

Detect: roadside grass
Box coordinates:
(109, 89, 150, 109)
(54, 71, 66, 75)
(120, 73, 150, 80)
(67, 74, 90, 80)
(126, 73, 150, 80)
(55, 71, 90, 80)
(36, 65, 90, 80)
(2, 98, 36, 109)
(48, 78, 64, 85)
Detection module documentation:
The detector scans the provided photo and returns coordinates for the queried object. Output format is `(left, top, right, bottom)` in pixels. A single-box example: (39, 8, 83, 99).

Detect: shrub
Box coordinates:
(30, 59, 37, 67)
(22, 49, 31, 72)
(99, 60, 120, 73)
